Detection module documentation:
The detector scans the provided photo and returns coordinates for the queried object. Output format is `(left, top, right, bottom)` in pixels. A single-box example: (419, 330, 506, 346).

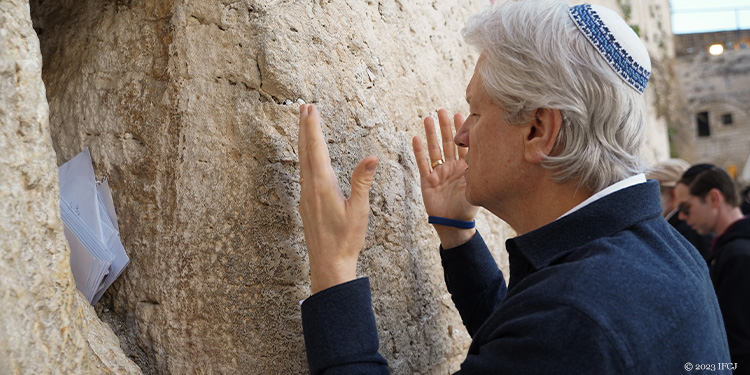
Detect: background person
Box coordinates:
(741, 185, 750, 215)
(675, 167, 750, 374)
(647, 159, 713, 261)
(648, 158, 691, 217)
(296, 1, 731, 374)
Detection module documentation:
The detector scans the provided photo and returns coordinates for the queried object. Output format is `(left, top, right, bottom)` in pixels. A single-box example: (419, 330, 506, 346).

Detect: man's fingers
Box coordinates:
(412, 136, 431, 179)
(298, 104, 311, 182)
(302, 105, 334, 185)
(349, 156, 378, 210)
(438, 109, 456, 162)
(424, 116, 444, 165)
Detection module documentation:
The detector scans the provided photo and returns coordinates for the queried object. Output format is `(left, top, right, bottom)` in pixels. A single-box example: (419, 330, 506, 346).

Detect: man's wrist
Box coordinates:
(310, 260, 357, 294)
(434, 227, 476, 249)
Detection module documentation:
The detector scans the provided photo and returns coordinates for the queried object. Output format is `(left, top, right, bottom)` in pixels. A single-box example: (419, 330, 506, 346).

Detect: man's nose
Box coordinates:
(454, 122, 469, 147)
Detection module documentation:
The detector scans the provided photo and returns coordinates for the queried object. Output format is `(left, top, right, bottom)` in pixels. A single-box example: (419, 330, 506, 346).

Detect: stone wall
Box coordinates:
(30, 0, 500, 373)
(0, 0, 140, 373)
(672, 47, 750, 182)
(1, 0, 670, 373)
(629, 0, 674, 164)
(674, 30, 750, 57)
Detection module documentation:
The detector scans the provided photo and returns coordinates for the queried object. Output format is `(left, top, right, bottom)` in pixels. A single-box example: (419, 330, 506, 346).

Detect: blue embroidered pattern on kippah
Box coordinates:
(569, 4, 650, 94)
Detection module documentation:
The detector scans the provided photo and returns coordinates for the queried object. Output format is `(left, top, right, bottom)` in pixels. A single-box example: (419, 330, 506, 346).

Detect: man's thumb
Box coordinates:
(349, 156, 378, 206)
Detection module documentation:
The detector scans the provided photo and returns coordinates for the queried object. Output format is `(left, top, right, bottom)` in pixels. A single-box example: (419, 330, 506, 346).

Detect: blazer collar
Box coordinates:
(506, 180, 662, 286)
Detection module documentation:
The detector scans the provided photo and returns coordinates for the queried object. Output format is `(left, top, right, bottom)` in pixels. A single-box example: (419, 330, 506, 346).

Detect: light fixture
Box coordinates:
(709, 44, 724, 55)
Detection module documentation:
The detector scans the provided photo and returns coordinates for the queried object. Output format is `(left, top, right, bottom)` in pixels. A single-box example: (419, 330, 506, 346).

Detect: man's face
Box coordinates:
(675, 183, 717, 235)
(453, 57, 529, 214)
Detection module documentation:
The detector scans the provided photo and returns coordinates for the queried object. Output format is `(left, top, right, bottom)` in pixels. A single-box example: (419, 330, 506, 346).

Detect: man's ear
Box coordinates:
(523, 108, 562, 163)
(707, 188, 724, 208)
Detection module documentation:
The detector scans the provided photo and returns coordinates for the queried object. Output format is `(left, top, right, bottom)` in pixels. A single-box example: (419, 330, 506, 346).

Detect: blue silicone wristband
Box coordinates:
(428, 216, 476, 229)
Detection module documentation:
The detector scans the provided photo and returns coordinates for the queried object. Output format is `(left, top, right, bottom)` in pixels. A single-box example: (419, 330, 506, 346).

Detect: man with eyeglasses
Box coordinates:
(675, 166, 750, 374)
(648, 159, 713, 261)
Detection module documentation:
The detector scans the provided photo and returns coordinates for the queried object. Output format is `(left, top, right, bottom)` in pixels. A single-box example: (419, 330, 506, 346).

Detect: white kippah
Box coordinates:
(568, 4, 651, 94)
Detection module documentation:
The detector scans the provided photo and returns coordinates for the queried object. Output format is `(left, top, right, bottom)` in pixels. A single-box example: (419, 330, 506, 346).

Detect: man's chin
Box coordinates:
(464, 189, 478, 207)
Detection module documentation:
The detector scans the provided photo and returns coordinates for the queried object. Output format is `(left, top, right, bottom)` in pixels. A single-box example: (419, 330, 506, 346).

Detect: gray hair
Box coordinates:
(462, 0, 647, 193)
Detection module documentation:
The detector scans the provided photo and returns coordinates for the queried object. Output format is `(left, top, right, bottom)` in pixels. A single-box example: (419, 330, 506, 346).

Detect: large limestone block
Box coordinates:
(32, 0, 505, 373)
(30, 0, 668, 373)
(0, 0, 140, 373)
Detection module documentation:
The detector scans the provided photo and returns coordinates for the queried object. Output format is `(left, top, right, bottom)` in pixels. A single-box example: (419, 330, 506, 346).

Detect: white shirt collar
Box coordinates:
(664, 207, 679, 221)
(557, 173, 647, 220)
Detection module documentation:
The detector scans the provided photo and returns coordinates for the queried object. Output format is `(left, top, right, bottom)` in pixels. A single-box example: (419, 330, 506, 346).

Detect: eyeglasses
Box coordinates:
(678, 203, 691, 216)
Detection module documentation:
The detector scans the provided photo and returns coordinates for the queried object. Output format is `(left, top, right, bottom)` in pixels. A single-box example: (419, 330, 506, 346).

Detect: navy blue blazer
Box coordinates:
(301, 181, 731, 374)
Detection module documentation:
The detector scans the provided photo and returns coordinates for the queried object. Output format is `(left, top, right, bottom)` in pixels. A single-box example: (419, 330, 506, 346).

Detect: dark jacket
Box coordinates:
(301, 181, 731, 374)
(710, 216, 750, 374)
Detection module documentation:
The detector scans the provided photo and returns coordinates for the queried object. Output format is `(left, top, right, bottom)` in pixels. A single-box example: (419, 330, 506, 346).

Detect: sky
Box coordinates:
(670, 0, 750, 34)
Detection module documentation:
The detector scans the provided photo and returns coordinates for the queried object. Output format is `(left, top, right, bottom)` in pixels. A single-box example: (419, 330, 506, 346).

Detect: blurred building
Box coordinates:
(674, 29, 750, 57)
(672, 29, 750, 184)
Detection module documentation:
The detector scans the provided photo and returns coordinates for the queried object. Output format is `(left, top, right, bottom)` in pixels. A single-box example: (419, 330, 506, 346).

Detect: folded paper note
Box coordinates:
(58, 148, 129, 304)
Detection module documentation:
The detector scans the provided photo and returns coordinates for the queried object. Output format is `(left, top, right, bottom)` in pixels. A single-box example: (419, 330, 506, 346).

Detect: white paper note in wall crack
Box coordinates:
(58, 148, 129, 305)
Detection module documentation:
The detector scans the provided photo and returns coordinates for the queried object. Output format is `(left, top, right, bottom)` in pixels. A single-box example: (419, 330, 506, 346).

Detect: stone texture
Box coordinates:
(31, 1, 495, 373)
(18, 0, 669, 374)
(0, 0, 140, 373)
(672, 48, 750, 182)
(630, 0, 674, 164)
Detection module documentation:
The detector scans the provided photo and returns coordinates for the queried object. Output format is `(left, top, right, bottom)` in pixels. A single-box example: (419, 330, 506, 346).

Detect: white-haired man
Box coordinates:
(296, 1, 731, 374)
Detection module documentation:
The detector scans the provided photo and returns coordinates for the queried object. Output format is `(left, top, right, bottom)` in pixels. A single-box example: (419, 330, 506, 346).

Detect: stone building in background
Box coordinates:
(3, 0, 673, 373)
(672, 30, 750, 184)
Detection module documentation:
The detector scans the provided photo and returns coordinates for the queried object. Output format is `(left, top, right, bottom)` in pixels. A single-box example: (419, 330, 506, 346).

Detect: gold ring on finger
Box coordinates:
(431, 160, 444, 168)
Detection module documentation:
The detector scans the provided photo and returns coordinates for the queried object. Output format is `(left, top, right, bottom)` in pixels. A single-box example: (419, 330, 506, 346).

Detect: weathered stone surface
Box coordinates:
(672, 49, 750, 181)
(32, 1, 495, 373)
(0, 0, 140, 373)
(21, 0, 669, 373)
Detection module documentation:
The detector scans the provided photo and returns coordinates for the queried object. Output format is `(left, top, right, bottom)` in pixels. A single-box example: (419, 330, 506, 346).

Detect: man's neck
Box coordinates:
(492, 177, 592, 236)
(715, 206, 745, 237)
(557, 174, 646, 221)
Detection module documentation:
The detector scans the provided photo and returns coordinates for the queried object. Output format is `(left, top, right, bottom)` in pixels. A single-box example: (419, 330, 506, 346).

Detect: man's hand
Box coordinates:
(413, 109, 478, 248)
(298, 104, 378, 294)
